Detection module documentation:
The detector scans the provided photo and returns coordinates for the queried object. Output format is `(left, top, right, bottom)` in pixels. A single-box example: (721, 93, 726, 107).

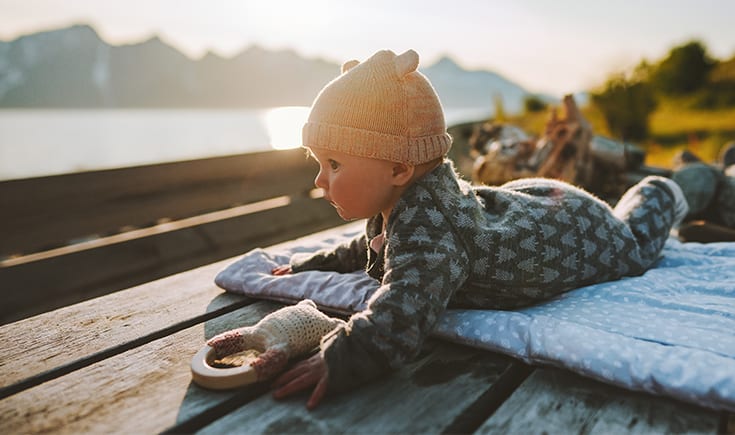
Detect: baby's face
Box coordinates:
(309, 148, 400, 221)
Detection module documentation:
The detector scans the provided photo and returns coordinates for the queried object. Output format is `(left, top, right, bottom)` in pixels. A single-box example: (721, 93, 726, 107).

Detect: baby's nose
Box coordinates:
(314, 171, 328, 190)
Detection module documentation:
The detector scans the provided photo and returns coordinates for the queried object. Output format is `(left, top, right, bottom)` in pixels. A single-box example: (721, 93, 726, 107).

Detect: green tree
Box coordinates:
(591, 73, 657, 141)
(651, 40, 714, 95)
(694, 56, 735, 108)
(523, 95, 548, 113)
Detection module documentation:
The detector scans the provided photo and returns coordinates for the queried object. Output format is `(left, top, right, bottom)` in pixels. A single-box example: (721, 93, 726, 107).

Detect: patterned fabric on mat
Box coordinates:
(215, 224, 735, 412)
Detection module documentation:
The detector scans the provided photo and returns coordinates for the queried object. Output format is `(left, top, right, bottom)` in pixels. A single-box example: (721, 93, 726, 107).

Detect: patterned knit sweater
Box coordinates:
(291, 160, 675, 394)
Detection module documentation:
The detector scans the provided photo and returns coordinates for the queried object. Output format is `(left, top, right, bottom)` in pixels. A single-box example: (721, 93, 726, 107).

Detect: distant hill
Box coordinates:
(0, 24, 550, 112)
(421, 55, 549, 113)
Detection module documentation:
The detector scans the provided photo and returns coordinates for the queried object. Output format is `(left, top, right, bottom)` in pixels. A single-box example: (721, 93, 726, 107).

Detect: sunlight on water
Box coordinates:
(264, 106, 310, 150)
(0, 109, 279, 180)
(0, 106, 487, 180)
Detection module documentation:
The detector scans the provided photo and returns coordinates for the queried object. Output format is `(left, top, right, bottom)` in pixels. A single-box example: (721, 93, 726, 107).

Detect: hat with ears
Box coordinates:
(302, 49, 452, 165)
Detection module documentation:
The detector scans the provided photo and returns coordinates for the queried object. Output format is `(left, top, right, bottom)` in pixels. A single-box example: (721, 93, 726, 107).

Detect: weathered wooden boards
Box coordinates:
(477, 369, 722, 434)
(0, 149, 345, 323)
(0, 224, 727, 433)
(0, 247, 522, 433)
(0, 225, 356, 395)
(0, 324, 519, 434)
(0, 257, 246, 394)
(0, 301, 281, 434)
(197, 342, 521, 435)
(0, 148, 317, 257)
(0, 195, 341, 324)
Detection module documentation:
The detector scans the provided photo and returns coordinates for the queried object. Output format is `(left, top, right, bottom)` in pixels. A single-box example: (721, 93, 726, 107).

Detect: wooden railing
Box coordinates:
(0, 149, 344, 324)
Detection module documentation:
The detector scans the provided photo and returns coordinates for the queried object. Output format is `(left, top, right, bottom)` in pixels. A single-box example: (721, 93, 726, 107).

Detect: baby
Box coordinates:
(216, 49, 688, 409)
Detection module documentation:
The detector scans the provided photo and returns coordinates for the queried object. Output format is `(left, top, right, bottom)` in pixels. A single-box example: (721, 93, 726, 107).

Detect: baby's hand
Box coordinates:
(205, 300, 340, 383)
(272, 353, 329, 410)
(272, 265, 293, 275)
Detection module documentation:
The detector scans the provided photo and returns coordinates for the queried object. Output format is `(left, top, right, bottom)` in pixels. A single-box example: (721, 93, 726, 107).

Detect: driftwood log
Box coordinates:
(470, 95, 647, 202)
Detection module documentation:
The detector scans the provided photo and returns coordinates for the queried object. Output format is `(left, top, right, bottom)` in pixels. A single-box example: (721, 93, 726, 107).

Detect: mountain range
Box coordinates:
(0, 24, 553, 112)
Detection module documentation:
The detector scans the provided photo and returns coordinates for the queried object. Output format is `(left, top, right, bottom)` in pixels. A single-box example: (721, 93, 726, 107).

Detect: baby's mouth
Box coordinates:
(326, 200, 347, 217)
(321, 194, 344, 214)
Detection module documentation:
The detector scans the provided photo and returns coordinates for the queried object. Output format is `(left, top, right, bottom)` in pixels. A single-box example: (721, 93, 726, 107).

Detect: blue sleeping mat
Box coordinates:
(215, 223, 735, 412)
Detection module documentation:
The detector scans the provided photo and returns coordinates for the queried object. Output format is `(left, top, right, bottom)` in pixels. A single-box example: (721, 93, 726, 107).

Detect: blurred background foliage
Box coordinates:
(504, 40, 735, 169)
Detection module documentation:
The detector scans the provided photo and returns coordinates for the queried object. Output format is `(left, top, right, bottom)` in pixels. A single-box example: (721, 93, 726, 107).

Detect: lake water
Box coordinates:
(0, 107, 491, 181)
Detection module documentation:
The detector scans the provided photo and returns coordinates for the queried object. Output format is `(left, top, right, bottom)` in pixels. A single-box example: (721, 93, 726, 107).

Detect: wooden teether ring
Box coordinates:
(190, 345, 258, 389)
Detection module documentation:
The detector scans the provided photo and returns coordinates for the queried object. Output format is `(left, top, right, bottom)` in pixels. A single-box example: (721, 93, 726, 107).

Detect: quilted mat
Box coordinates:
(215, 223, 735, 411)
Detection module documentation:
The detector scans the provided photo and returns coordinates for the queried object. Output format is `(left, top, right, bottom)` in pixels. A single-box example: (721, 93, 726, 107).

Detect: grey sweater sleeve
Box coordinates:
(290, 233, 369, 274)
(320, 205, 470, 394)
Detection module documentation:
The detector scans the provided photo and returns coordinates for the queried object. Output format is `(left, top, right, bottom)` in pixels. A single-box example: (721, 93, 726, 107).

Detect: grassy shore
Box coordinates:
(501, 100, 735, 169)
(646, 99, 735, 167)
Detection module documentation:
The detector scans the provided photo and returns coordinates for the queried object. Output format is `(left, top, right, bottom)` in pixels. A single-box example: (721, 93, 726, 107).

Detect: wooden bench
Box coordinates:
(0, 149, 344, 324)
(0, 153, 730, 433)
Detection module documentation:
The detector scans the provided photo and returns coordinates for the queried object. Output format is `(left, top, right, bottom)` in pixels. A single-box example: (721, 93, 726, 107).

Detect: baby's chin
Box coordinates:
(333, 205, 368, 222)
(336, 210, 360, 221)
(331, 204, 351, 220)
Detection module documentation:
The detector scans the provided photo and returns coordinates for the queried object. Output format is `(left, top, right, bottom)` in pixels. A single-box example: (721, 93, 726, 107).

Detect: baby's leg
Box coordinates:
(613, 176, 688, 265)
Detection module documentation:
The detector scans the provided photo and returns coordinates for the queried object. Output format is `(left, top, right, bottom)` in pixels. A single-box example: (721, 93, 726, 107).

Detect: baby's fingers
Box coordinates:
(272, 354, 327, 402)
(271, 265, 292, 275)
(272, 360, 306, 390)
(307, 374, 329, 410)
(272, 365, 315, 399)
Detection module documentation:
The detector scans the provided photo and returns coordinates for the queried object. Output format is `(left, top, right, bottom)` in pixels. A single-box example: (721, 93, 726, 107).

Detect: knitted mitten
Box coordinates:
(206, 300, 342, 380)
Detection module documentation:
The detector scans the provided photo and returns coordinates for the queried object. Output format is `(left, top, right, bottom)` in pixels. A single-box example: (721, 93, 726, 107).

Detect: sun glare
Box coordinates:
(247, 0, 334, 42)
(264, 106, 310, 150)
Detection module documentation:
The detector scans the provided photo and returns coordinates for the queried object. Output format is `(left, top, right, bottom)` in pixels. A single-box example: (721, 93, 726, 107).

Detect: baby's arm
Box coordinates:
(321, 224, 470, 394)
(269, 233, 367, 276)
(288, 232, 369, 274)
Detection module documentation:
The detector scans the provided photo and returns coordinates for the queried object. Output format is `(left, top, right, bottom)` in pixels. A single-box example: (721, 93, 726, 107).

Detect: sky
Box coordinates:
(1, 0, 734, 96)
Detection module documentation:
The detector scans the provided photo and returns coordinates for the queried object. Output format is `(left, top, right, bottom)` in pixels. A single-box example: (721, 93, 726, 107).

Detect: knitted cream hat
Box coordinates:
(302, 49, 452, 165)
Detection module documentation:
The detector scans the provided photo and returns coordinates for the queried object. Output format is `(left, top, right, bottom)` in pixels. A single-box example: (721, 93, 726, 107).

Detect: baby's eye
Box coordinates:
(328, 159, 340, 170)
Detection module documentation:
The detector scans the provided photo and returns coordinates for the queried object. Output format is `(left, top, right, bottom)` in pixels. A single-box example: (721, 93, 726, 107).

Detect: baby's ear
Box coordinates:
(341, 60, 360, 73)
(391, 162, 415, 186)
(395, 49, 419, 77)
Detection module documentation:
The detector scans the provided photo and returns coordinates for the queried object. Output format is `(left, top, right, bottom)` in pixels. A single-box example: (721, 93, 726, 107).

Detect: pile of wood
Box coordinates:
(469, 95, 651, 202)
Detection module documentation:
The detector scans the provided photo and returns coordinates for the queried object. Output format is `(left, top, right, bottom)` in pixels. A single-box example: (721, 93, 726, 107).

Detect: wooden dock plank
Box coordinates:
(197, 341, 519, 434)
(0, 196, 342, 324)
(0, 148, 318, 257)
(475, 368, 721, 434)
(0, 257, 243, 392)
(0, 301, 518, 435)
(0, 223, 356, 393)
(0, 301, 283, 434)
